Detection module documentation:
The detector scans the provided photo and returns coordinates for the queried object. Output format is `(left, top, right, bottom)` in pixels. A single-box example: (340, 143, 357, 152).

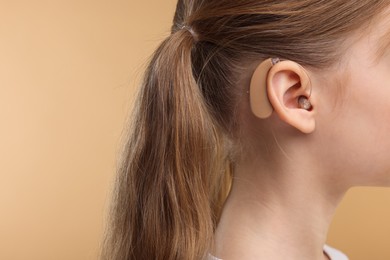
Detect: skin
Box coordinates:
(213, 7, 390, 260)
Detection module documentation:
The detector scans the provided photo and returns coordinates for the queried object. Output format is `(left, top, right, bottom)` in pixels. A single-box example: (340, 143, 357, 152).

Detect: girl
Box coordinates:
(101, 0, 390, 259)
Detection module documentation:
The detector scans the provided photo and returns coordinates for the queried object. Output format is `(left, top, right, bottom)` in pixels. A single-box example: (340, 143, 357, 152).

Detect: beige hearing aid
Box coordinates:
(249, 58, 280, 119)
(249, 58, 312, 119)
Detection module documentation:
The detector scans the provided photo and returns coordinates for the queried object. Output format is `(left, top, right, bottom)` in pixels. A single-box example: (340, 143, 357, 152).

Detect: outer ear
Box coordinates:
(266, 60, 315, 134)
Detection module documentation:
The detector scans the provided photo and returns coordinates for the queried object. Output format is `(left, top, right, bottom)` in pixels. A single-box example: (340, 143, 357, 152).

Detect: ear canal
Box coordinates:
(249, 58, 280, 119)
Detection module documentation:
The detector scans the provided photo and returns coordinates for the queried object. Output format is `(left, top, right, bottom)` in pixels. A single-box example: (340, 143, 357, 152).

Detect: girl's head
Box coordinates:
(172, 0, 386, 129)
(101, 1, 390, 259)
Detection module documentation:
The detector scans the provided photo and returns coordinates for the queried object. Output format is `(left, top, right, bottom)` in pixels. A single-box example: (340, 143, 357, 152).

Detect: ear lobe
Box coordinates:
(266, 60, 316, 134)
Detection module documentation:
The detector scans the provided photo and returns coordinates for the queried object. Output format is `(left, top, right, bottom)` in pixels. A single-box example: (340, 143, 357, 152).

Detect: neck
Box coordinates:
(213, 155, 347, 260)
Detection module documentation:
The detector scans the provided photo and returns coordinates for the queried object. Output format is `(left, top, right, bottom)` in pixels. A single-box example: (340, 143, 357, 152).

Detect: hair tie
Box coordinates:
(180, 25, 198, 42)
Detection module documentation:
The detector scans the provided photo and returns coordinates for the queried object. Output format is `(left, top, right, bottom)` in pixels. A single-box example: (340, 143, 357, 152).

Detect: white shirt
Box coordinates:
(323, 244, 349, 260)
(209, 244, 349, 260)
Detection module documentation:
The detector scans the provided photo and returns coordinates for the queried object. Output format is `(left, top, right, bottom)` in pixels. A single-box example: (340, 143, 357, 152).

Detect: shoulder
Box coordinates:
(208, 254, 221, 260)
(208, 245, 349, 260)
(324, 244, 349, 260)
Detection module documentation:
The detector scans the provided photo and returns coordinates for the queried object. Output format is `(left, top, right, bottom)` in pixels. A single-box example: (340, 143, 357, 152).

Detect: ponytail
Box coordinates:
(101, 27, 232, 260)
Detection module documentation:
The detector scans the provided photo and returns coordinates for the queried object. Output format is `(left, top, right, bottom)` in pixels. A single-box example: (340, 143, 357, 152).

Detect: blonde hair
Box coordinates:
(101, 1, 388, 259)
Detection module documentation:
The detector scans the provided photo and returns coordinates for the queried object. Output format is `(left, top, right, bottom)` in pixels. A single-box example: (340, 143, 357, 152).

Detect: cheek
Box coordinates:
(316, 70, 390, 186)
(351, 62, 390, 153)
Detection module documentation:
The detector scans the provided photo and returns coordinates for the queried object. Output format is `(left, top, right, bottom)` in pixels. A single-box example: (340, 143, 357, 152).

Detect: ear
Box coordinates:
(266, 60, 316, 134)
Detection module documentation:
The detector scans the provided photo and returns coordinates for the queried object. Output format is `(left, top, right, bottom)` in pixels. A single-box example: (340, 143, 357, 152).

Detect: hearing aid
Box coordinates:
(249, 58, 312, 119)
(298, 95, 312, 110)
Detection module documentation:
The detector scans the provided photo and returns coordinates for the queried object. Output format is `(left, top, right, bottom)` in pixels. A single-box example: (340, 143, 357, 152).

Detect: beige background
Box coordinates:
(1, 1, 389, 259)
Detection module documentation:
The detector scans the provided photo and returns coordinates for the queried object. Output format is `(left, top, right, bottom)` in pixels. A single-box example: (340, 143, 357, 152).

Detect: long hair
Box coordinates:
(101, 1, 388, 259)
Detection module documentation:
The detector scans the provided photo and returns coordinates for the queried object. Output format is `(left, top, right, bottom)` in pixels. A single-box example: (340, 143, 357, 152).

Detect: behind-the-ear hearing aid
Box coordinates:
(249, 58, 280, 119)
(249, 58, 312, 119)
